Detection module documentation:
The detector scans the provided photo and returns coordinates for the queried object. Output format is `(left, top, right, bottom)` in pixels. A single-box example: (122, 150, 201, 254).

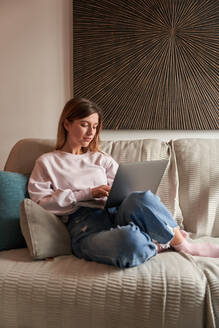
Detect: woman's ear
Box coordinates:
(63, 119, 70, 132)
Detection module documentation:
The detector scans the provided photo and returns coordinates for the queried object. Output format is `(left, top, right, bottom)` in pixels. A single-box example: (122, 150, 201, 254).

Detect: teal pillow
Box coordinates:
(0, 171, 29, 250)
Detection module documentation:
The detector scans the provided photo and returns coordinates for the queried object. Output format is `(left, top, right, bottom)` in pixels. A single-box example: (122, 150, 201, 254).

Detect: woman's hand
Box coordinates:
(91, 185, 111, 198)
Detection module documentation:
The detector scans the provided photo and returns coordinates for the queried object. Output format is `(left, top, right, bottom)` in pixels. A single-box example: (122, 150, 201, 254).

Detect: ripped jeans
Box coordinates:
(67, 190, 178, 268)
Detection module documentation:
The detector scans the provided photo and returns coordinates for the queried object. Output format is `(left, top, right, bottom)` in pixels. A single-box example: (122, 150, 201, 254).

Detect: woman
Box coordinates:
(28, 97, 219, 268)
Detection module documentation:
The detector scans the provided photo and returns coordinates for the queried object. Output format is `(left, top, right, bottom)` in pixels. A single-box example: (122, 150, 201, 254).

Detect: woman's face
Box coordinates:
(64, 113, 99, 150)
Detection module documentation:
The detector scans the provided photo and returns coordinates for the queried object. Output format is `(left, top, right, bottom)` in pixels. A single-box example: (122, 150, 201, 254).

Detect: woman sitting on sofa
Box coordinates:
(28, 97, 219, 268)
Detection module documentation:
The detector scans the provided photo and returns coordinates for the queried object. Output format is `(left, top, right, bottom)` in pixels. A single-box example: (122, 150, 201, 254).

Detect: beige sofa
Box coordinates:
(0, 137, 219, 328)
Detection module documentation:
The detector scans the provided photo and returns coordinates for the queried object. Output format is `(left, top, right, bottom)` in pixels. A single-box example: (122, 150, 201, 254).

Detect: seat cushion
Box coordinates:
(0, 247, 214, 328)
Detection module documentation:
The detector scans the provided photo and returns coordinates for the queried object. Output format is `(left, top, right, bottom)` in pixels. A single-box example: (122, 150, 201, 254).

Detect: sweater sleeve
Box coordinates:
(105, 157, 119, 186)
(28, 159, 92, 215)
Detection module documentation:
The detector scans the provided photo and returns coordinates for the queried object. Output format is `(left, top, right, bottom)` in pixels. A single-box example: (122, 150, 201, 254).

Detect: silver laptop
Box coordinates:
(105, 159, 168, 208)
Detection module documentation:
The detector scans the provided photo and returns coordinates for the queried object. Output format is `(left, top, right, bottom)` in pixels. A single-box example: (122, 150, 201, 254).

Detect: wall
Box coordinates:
(0, 0, 73, 169)
(0, 0, 218, 169)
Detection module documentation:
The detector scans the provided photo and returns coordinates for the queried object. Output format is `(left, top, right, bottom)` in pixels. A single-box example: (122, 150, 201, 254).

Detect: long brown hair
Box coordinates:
(56, 97, 103, 152)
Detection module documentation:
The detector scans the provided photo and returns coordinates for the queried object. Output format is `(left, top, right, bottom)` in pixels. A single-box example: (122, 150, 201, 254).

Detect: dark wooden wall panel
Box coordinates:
(73, 0, 219, 129)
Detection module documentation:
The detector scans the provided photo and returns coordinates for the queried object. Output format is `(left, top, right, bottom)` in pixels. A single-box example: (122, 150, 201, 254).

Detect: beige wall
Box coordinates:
(0, 0, 218, 169)
(0, 0, 73, 169)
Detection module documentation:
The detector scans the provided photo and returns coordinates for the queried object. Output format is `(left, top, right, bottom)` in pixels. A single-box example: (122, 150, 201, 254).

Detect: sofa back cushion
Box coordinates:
(101, 139, 168, 163)
(4, 138, 182, 226)
(5, 138, 169, 173)
(101, 139, 182, 225)
(4, 138, 56, 174)
(173, 139, 219, 237)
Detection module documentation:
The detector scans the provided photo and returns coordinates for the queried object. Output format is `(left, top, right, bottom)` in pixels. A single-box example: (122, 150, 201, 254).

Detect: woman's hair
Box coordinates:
(55, 97, 103, 152)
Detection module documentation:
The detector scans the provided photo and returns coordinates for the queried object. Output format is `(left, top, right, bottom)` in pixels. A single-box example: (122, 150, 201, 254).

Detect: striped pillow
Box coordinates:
(173, 139, 219, 237)
(101, 139, 183, 227)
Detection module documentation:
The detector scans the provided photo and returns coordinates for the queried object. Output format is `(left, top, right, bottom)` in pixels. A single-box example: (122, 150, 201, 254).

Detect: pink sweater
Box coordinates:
(28, 150, 119, 215)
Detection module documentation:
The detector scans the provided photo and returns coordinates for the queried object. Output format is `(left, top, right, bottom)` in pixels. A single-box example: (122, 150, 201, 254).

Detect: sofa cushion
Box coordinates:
(5, 138, 183, 226)
(0, 247, 212, 327)
(4, 138, 56, 174)
(0, 171, 28, 250)
(173, 139, 219, 237)
(101, 138, 169, 163)
(6, 137, 183, 259)
(20, 198, 72, 260)
(101, 139, 183, 227)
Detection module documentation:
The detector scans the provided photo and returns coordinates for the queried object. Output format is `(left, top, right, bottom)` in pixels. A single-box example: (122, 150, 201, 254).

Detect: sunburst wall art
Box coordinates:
(73, 0, 219, 129)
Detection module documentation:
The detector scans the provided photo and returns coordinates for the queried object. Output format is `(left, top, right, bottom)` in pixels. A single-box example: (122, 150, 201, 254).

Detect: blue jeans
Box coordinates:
(67, 190, 178, 268)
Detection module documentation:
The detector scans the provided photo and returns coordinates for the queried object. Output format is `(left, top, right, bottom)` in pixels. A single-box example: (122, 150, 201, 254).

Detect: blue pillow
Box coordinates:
(0, 171, 29, 250)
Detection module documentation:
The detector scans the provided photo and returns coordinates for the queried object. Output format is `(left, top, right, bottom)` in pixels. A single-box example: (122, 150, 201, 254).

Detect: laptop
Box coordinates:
(105, 159, 168, 208)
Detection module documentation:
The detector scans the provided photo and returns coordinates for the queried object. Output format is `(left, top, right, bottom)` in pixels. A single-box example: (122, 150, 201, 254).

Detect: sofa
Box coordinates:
(0, 137, 219, 328)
